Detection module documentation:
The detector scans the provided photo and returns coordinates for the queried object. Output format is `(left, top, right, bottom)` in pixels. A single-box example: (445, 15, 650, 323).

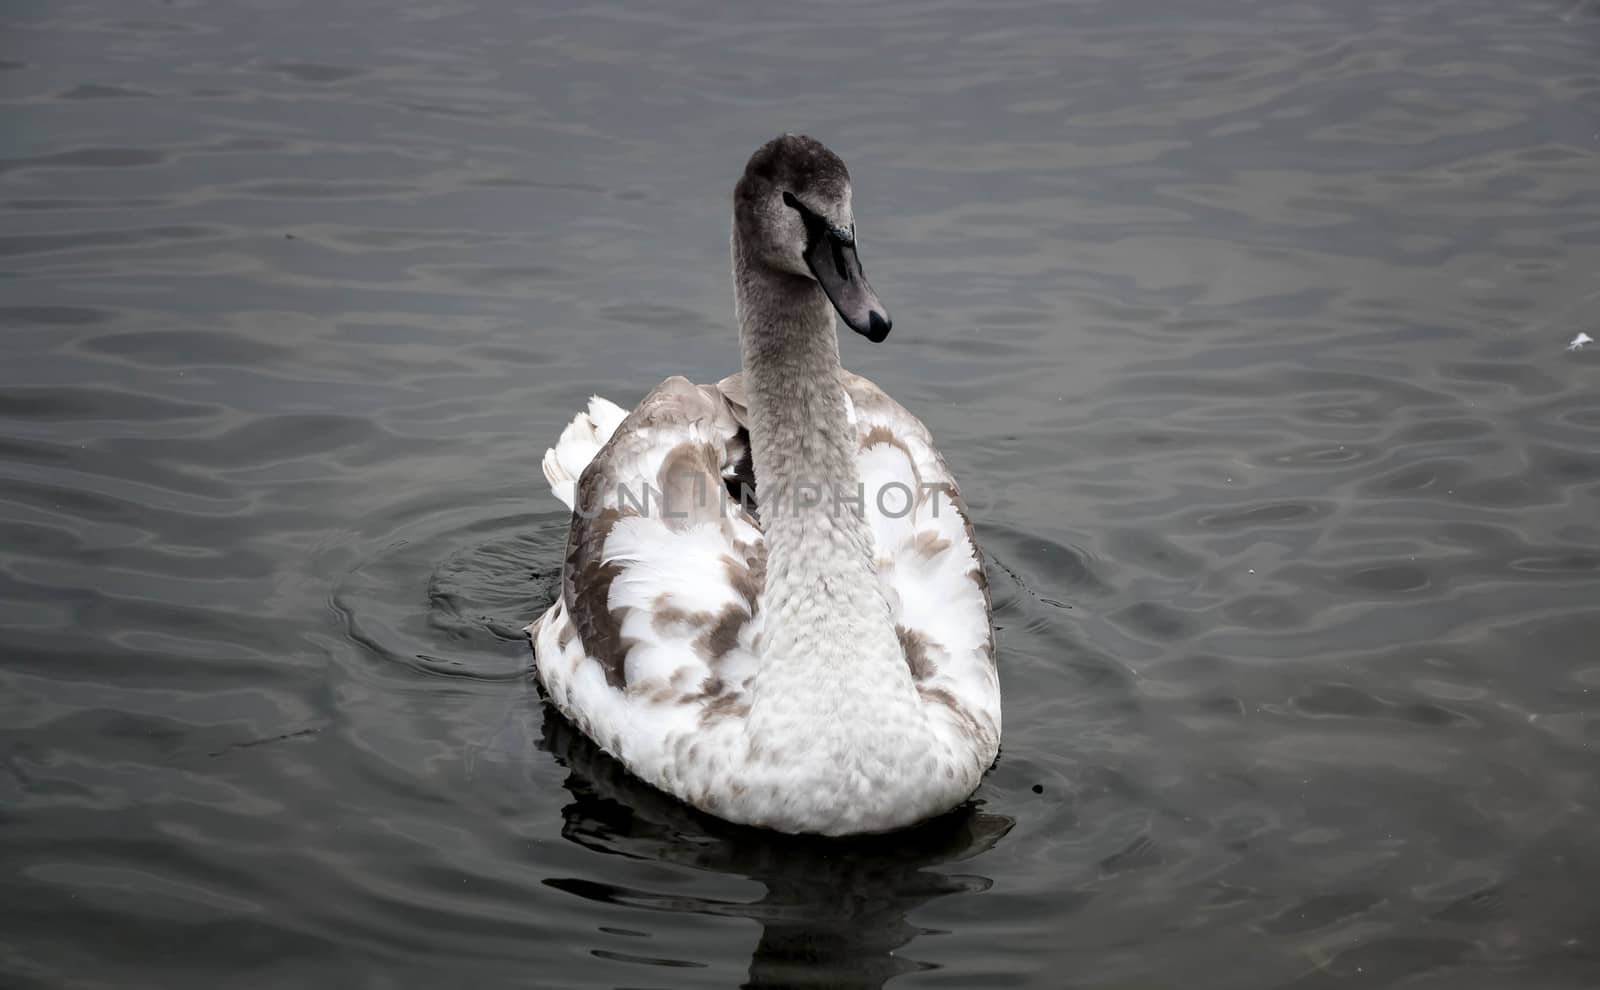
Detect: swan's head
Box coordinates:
(734, 134, 892, 343)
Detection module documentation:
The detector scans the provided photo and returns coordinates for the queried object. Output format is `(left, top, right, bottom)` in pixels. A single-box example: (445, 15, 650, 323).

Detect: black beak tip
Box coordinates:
(864, 310, 892, 343)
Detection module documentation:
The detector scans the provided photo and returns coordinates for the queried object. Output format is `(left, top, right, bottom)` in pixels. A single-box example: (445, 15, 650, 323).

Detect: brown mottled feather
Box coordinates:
(561, 377, 758, 693)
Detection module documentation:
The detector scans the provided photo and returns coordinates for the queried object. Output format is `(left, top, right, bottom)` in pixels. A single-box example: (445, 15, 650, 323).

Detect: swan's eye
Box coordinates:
(781, 191, 818, 221)
(781, 192, 827, 238)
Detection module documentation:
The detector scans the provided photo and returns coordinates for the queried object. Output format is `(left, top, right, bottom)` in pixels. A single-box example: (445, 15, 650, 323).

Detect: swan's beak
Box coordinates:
(806, 228, 892, 343)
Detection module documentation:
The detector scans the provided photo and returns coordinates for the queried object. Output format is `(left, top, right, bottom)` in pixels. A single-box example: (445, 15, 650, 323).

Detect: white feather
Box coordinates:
(526, 138, 997, 836)
(541, 395, 628, 509)
(529, 373, 997, 836)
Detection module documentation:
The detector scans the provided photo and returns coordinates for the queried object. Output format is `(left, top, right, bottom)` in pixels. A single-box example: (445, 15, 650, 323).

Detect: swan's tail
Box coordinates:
(542, 396, 628, 510)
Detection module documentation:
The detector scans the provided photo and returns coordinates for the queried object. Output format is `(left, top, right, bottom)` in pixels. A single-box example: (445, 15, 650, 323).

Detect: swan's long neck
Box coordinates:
(728, 227, 938, 834)
(733, 242, 899, 677)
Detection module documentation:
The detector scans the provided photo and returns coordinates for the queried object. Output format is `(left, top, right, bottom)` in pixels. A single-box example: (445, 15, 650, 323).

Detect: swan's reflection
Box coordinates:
(528, 691, 1013, 988)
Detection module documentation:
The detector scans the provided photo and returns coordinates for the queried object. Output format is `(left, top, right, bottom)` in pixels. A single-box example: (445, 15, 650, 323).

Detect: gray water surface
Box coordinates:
(3, 1, 1599, 987)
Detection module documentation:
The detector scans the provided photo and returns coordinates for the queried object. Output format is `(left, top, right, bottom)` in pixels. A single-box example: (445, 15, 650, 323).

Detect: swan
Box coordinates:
(527, 135, 999, 835)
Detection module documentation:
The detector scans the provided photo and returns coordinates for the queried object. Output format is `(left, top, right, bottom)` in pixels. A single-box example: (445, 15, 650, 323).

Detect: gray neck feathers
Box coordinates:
(732, 235, 888, 658)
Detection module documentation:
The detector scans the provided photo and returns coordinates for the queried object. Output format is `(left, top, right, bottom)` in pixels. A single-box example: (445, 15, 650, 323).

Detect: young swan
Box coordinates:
(530, 135, 1000, 836)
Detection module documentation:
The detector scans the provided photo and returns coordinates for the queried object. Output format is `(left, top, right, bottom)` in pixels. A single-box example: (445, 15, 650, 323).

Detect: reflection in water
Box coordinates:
(534, 698, 1012, 988)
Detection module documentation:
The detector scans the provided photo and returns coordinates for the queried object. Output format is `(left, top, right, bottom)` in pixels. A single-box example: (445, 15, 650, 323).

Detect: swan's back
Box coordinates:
(529, 372, 997, 833)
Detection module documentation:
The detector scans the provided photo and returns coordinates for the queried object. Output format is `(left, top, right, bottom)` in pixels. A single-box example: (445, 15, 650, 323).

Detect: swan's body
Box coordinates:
(527, 136, 999, 835)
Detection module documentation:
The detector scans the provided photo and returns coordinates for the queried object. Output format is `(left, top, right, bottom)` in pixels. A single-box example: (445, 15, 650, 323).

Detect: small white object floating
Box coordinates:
(1569, 333, 1593, 352)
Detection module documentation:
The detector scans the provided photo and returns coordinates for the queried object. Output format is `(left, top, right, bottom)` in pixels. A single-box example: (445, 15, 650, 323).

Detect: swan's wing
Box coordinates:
(533, 376, 765, 776)
(843, 371, 1000, 743)
(542, 396, 629, 510)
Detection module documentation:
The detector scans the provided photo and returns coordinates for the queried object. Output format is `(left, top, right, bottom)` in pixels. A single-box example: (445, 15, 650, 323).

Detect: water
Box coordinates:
(3, 0, 1599, 986)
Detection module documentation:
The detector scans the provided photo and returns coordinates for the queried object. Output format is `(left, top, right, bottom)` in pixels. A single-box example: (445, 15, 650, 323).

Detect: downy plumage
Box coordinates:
(528, 135, 999, 835)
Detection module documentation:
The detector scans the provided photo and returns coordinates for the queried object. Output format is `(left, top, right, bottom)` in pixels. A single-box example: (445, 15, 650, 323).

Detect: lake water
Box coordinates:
(3, 0, 1599, 987)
